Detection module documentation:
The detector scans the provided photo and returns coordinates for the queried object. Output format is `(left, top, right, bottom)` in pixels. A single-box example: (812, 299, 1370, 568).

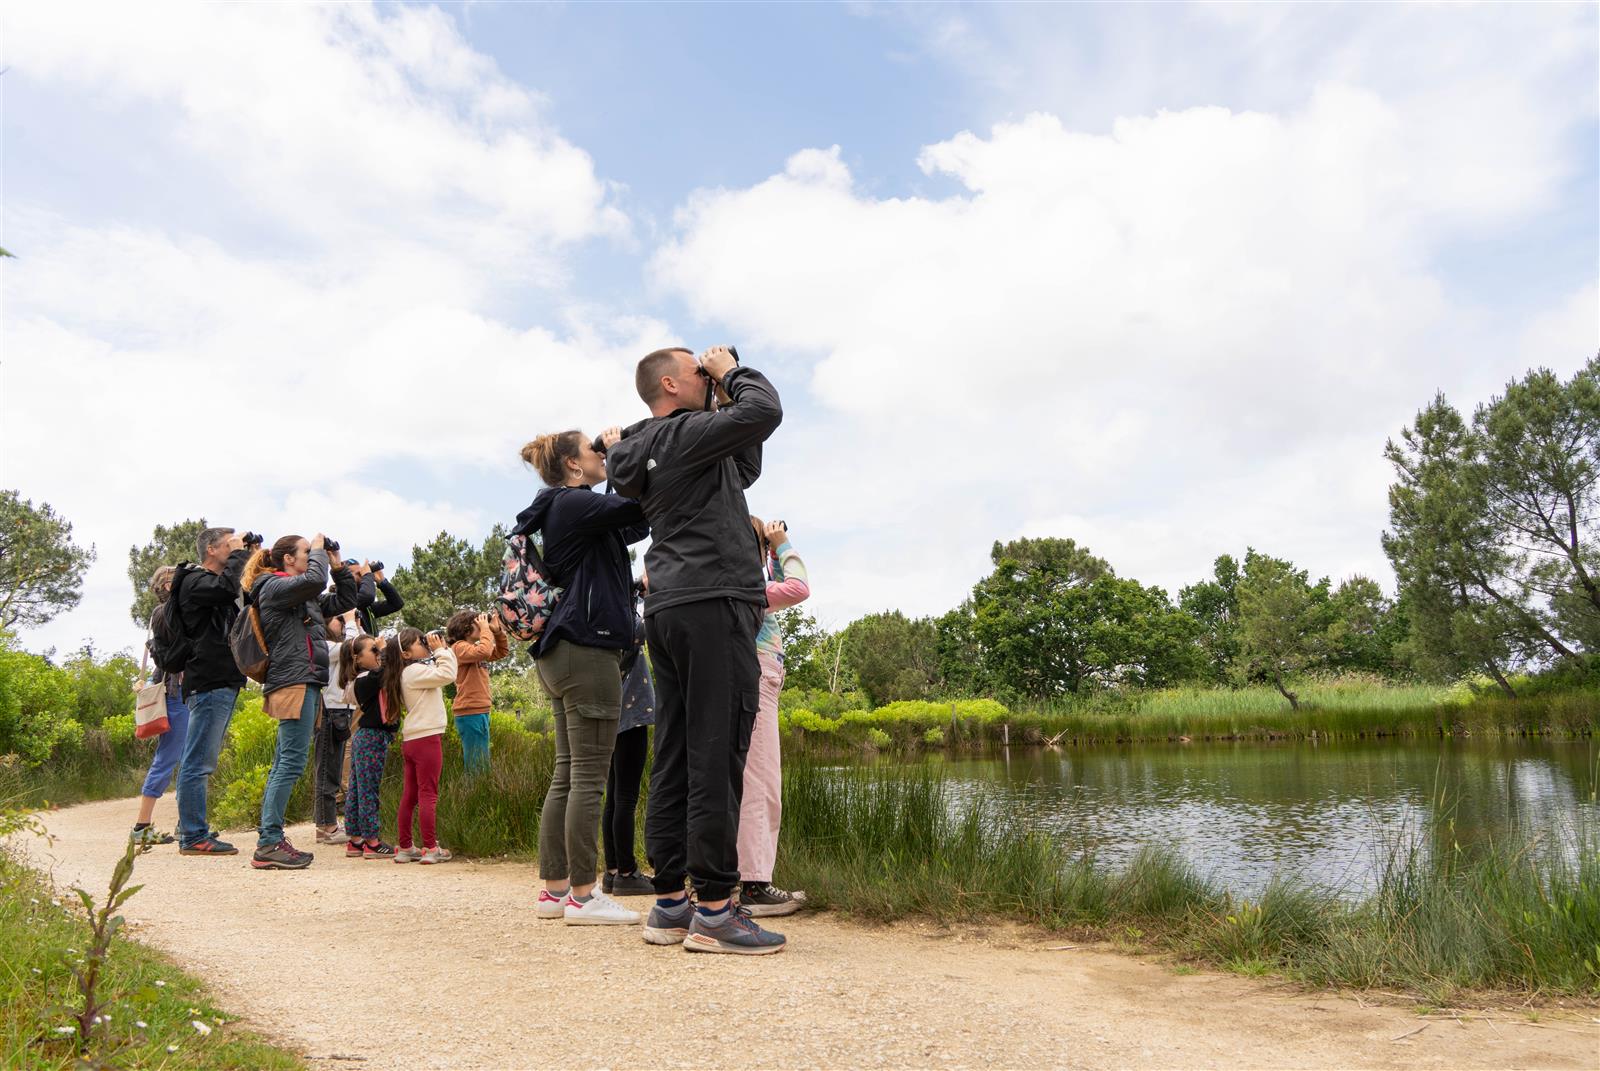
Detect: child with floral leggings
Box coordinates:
(343, 636, 395, 859)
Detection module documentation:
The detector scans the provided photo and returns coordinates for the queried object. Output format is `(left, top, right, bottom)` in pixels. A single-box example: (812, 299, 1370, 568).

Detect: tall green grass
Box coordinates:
(778, 757, 1600, 998)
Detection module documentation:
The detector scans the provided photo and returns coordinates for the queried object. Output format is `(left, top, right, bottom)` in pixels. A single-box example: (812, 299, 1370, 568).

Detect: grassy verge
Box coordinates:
(0, 840, 302, 1070)
(777, 759, 1600, 1001)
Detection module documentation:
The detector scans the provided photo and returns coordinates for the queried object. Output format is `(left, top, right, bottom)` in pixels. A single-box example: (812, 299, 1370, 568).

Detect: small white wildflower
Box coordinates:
(190, 1020, 211, 1036)
(135, 1020, 148, 1030)
(153, 979, 166, 987)
(29, 897, 38, 904)
(55, 1026, 74, 1035)
(31, 968, 41, 975)
(64, 948, 78, 954)
(166, 1044, 179, 1053)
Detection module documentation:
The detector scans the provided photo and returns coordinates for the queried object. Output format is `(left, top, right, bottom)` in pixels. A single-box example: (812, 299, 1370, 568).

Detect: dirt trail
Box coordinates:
(16, 797, 1597, 1071)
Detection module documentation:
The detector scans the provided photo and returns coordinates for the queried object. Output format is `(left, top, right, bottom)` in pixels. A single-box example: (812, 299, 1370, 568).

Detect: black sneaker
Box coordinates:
(179, 836, 238, 856)
(609, 870, 657, 896)
(741, 882, 806, 917)
(252, 839, 313, 870)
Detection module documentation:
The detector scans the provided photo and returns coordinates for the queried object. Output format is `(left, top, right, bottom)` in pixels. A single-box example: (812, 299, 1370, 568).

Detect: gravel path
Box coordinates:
(15, 797, 1597, 1070)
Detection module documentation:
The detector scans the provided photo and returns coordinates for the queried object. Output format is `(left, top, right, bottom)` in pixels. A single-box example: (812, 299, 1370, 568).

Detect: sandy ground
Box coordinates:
(14, 796, 1598, 1071)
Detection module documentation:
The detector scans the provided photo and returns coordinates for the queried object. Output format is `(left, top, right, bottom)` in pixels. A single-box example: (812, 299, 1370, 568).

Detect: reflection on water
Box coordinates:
(898, 738, 1598, 897)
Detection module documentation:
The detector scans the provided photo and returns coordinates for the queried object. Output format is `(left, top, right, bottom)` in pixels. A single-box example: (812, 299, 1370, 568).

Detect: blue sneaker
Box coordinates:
(643, 898, 694, 946)
(684, 906, 787, 956)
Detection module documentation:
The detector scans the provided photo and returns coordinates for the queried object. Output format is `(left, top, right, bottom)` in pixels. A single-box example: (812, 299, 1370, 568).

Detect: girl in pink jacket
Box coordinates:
(738, 517, 810, 917)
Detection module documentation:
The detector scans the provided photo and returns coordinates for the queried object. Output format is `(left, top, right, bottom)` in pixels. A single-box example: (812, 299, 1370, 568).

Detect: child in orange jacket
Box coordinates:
(446, 610, 510, 774)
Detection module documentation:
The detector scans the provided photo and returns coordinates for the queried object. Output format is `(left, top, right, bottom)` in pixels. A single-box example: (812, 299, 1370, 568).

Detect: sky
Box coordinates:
(2, 1, 1597, 660)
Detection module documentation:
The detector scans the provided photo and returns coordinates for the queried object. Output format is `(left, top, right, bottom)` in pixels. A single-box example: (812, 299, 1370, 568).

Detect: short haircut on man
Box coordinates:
(636, 347, 694, 405)
(196, 527, 235, 560)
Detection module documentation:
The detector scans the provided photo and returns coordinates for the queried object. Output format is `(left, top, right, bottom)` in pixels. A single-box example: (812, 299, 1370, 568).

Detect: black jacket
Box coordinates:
(605, 365, 782, 615)
(250, 551, 360, 694)
(174, 548, 251, 699)
(354, 575, 404, 635)
(515, 485, 648, 655)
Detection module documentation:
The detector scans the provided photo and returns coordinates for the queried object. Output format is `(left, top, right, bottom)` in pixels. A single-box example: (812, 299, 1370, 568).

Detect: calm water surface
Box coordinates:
(899, 738, 1598, 897)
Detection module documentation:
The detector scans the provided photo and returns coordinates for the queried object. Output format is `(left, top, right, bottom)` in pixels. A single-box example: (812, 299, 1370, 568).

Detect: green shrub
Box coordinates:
(61, 648, 139, 727)
(212, 765, 269, 831)
(779, 709, 840, 734)
(0, 639, 83, 765)
(779, 688, 868, 718)
(865, 728, 891, 750)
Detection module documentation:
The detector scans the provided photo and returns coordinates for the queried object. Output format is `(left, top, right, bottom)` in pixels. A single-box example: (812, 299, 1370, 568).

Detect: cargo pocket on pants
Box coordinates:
(735, 691, 759, 753)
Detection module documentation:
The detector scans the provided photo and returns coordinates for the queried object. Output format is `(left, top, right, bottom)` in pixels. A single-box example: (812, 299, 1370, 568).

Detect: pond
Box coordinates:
(903, 737, 1598, 898)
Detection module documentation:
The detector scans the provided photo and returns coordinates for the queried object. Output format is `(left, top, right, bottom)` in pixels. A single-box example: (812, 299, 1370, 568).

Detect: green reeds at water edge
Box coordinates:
(785, 686, 1600, 751)
(777, 758, 1600, 998)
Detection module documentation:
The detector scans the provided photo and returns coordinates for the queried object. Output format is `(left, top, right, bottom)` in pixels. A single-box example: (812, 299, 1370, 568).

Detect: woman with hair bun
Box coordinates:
(517, 428, 652, 926)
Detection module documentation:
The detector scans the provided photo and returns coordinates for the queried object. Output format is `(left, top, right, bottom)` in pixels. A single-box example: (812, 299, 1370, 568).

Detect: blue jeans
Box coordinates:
(258, 688, 319, 848)
(456, 712, 491, 775)
(140, 690, 191, 799)
(175, 687, 239, 848)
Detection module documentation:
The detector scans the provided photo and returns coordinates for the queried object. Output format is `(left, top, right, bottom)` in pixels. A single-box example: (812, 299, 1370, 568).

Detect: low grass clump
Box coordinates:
(0, 828, 302, 1069)
(776, 757, 1600, 999)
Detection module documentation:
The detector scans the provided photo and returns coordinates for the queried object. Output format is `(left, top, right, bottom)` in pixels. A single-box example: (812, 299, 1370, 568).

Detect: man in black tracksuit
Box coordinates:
(605, 345, 784, 953)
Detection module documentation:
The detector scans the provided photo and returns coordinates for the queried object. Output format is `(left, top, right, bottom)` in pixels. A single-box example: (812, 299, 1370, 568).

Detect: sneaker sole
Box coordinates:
(178, 848, 238, 856)
(742, 901, 803, 918)
(683, 932, 786, 955)
(535, 908, 566, 919)
(564, 913, 642, 926)
(250, 858, 311, 870)
(642, 926, 689, 945)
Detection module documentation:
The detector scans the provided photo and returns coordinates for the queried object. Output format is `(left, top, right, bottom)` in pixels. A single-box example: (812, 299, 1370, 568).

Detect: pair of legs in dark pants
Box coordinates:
(313, 707, 353, 828)
(603, 725, 649, 873)
(644, 597, 763, 903)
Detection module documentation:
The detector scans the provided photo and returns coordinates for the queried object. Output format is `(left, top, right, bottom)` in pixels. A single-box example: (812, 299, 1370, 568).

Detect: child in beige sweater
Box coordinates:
(383, 627, 458, 864)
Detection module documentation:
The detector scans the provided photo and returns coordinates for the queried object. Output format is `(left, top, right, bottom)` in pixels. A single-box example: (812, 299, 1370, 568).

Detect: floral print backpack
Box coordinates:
(492, 531, 563, 642)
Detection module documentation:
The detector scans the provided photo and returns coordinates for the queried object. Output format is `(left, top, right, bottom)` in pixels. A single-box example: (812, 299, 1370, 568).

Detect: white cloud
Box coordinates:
(1518, 282, 1600, 373)
(4, 1, 625, 274)
(653, 36, 1597, 628)
(1, 2, 654, 657)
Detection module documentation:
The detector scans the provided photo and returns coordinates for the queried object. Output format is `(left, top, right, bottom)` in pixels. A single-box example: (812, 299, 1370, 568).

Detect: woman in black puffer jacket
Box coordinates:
(517, 427, 650, 925)
(242, 532, 359, 871)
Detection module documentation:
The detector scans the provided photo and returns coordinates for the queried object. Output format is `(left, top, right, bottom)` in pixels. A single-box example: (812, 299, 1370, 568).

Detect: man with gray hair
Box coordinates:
(173, 526, 252, 855)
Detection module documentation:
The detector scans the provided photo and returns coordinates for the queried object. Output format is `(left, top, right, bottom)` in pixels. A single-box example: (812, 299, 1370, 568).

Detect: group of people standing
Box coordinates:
(133, 344, 806, 956)
(136, 532, 413, 864)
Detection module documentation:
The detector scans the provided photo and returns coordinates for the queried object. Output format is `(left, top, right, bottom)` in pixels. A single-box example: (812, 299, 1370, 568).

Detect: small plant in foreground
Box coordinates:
(57, 838, 146, 1063)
